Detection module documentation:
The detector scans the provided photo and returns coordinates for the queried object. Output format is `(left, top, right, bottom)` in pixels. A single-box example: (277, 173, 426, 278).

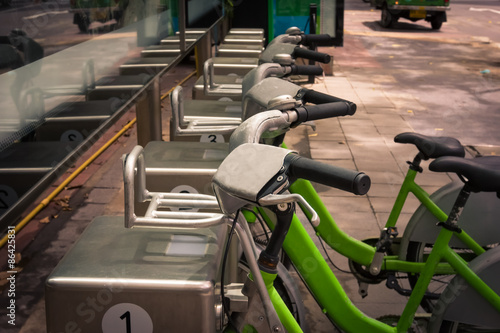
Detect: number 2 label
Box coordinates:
(200, 134, 224, 143)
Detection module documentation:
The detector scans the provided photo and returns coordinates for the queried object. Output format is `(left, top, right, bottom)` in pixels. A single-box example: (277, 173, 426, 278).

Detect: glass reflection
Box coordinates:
(0, 0, 222, 223)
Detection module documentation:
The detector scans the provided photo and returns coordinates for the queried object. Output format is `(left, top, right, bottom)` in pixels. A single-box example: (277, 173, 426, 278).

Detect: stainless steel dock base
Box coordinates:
(192, 75, 243, 101)
(223, 34, 265, 46)
(86, 74, 161, 147)
(141, 45, 182, 58)
(0, 141, 79, 216)
(209, 57, 259, 76)
(130, 141, 228, 215)
(142, 141, 227, 196)
(119, 57, 176, 75)
(86, 74, 153, 101)
(45, 215, 229, 333)
(170, 86, 241, 143)
(217, 43, 263, 58)
(35, 99, 125, 142)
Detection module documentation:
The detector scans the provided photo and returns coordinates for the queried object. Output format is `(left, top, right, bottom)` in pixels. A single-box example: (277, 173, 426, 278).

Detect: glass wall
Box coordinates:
(0, 0, 222, 228)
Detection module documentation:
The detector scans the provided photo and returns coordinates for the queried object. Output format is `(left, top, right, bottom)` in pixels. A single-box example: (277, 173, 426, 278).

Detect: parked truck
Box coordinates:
(370, 0, 450, 30)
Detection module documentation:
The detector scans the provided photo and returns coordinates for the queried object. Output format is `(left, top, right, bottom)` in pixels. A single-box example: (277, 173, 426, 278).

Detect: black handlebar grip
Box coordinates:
(293, 47, 331, 63)
(294, 102, 356, 123)
(300, 89, 355, 107)
(300, 34, 335, 46)
(290, 65, 324, 76)
(286, 155, 371, 195)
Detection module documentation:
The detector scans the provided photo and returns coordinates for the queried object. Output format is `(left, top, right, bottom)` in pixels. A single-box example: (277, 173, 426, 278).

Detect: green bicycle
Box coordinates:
(211, 107, 500, 332)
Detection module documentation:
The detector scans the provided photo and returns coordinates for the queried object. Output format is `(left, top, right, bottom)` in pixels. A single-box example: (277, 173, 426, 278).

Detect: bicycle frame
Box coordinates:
(290, 177, 486, 274)
(255, 201, 500, 332)
(280, 140, 486, 271)
(211, 113, 500, 332)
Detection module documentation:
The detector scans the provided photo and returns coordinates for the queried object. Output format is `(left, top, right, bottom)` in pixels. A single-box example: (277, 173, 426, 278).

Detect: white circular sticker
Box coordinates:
(60, 129, 84, 142)
(200, 134, 225, 143)
(0, 185, 18, 212)
(171, 185, 199, 212)
(102, 303, 153, 333)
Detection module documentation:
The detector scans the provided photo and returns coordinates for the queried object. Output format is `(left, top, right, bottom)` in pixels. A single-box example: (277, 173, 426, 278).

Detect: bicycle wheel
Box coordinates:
(407, 241, 452, 312)
(437, 321, 500, 332)
(427, 245, 500, 332)
(406, 241, 497, 313)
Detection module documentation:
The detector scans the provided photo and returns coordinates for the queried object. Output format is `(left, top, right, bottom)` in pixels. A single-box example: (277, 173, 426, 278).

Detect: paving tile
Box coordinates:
(348, 142, 401, 172)
(343, 128, 384, 143)
(339, 117, 374, 126)
(333, 208, 379, 228)
(413, 171, 453, 187)
(348, 82, 395, 109)
(70, 203, 106, 221)
(356, 158, 402, 173)
(367, 183, 403, 198)
(308, 131, 346, 142)
(377, 125, 414, 137)
(86, 188, 117, 204)
(369, 195, 421, 215)
(369, 113, 410, 128)
(321, 196, 373, 214)
(364, 170, 406, 185)
(310, 141, 352, 160)
(375, 212, 412, 231)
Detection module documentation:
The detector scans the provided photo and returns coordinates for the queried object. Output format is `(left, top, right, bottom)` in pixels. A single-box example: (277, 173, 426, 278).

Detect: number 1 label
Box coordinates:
(102, 303, 153, 333)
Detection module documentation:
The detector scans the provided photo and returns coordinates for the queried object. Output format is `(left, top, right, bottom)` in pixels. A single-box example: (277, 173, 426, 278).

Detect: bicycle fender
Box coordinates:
(398, 180, 500, 260)
(427, 245, 500, 331)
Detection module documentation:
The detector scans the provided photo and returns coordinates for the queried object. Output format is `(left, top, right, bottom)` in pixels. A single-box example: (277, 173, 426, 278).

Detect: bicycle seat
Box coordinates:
(394, 132, 465, 159)
(429, 156, 500, 194)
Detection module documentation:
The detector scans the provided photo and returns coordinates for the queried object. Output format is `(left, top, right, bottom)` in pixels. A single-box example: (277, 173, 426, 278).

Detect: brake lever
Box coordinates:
(259, 193, 320, 227)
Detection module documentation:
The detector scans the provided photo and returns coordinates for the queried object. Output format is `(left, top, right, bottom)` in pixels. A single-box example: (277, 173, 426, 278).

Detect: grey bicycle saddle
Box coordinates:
(429, 155, 500, 194)
(394, 132, 465, 159)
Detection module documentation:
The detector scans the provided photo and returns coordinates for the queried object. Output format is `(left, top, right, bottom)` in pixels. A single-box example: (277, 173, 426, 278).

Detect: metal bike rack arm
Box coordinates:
(123, 145, 223, 229)
(170, 86, 241, 137)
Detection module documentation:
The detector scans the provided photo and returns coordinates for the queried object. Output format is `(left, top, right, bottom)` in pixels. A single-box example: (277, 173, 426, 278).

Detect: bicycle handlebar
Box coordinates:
(293, 101, 356, 123)
(293, 47, 331, 63)
(285, 154, 371, 195)
(299, 89, 350, 105)
(290, 65, 324, 76)
(300, 34, 335, 46)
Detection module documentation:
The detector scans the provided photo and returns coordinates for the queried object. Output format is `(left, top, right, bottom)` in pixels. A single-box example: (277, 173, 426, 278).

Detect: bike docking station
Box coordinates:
(45, 215, 230, 332)
(38, 21, 378, 331)
(190, 29, 331, 101)
(169, 56, 323, 143)
(35, 99, 126, 141)
(42, 48, 337, 332)
(45, 144, 233, 332)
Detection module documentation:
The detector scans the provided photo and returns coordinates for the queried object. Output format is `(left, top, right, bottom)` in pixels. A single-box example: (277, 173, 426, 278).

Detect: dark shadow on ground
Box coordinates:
(363, 20, 444, 33)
